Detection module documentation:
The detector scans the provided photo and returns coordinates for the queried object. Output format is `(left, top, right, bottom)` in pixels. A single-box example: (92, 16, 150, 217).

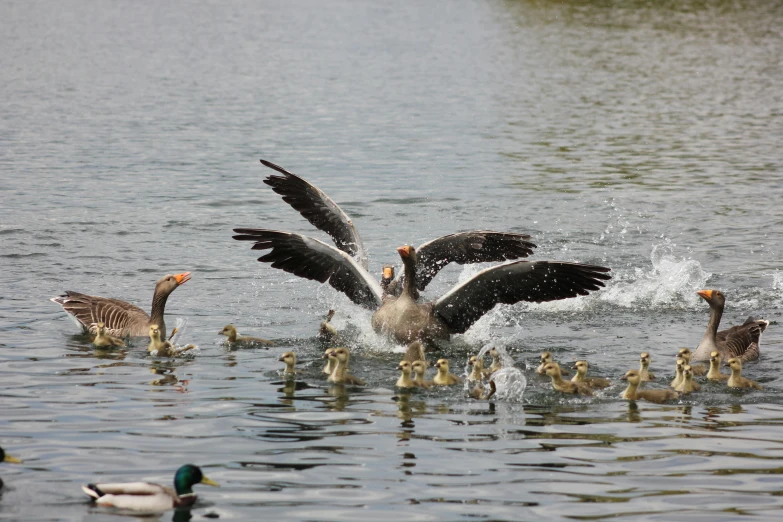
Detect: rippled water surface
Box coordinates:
(2, 0, 783, 520)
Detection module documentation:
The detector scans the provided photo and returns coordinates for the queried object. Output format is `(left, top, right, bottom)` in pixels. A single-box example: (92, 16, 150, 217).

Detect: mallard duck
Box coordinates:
(396, 361, 416, 388)
(433, 359, 462, 386)
(411, 360, 432, 388)
(621, 370, 679, 403)
(148, 325, 195, 357)
(536, 352, 569, 376)
(92, 322, 126, 348)
(694, 289, 768, 363)
(278, 351, 299, 375)
(677, 348, 707, 376)
(639, 352, 655, 381)
(403, 341, 426, 363)
(670, 357, 685, 388)
(327, 347, 365, 385)
(487, 347, 503, 374)
(727, 358, 763, 390)
(467, 355, 487, 382)
(707, 351, 729, 381)
(82, 464, 219, 511)
(0, 446, 22, 489)
(317, 309, 339, 343)
(469, 380, 497, 400)
(219, 324, 274, 345)
(544, 362, 593, 396)
(571, 360, 610, 389)
(675, 365, 700, 394)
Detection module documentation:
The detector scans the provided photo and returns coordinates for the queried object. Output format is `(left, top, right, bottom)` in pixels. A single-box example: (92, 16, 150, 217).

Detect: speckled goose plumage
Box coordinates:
(693, 289, 768, 363)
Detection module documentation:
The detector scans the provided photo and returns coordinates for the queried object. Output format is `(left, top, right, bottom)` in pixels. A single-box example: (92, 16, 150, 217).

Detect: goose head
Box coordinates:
(219, 325, 237, 337)
(434, 358, 451, 375)
(397, 360, 412, 375)
(621, 369, 641, 385)
(709, 351, 721, 365)
(149, 324, 162, 342)
(696, 289, 726, 308)
(155, 272, 191, 297)
(412, 360, 428, 378)
(333, 347, 351, 365)
(728, 357, 742, 372)
(677, 348, 692, 363)
(468, 355, 483, 370)
(640, 352, 651, 368)
(573, 360, 589, 376)
(278, 351, 297, 366)
(96, 322, 107, 336)
(543, 362, 562, 379)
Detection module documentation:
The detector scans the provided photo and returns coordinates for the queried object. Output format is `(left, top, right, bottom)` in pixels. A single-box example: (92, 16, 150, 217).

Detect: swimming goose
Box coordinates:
(536, 352, 570, 376)
(51, 272, 191, 338)
(317, 309, 339, 343)
(694, 289, 768, 363)
(676, 348, 707, 376)
(488, 347, 503, 374)
(727, 358, 762, 390)
(544, 363, 593, 396)
(639, 352, 655, 381)
(231, 234, 610, 344)
(411, 360, 432, 388)
(0, 447, 22, 490)
(327, 347, 365, 385)
(621, 370, 679, 403)
(322, 348, 340, 375)
(433, 359, 462, 386)
(467, 355, 487, 382)
(675, 365, 700, 394)
(670, 357, 686, 389)
(92, 322, 126, 348)
(82, 464, 218, 511)
(396, 361, 417, 388)
(706, 351, 729, 381)
(257, 159, 538, 294)
(148, 325, 195, 357)
(571, 360, 610, 389)
(279, 351, 298, 375)
(219, 324, 274, 345)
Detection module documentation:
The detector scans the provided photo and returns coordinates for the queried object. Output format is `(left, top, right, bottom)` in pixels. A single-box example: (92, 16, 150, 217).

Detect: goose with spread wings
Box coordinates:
(260, 159, 537, 296)
(232, 229, 611, 344)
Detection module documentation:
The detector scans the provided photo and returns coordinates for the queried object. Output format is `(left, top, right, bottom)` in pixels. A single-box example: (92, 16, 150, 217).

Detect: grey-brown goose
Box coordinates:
(51, 272, 191, 338)
(693, 289, 769, 363)
(255, 159, 538, 297)
(233, 232, 611, 344)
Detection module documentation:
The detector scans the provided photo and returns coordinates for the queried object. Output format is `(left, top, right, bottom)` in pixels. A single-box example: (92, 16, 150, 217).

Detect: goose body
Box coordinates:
(706, 351, 729, 381)
(82, 464, 218, 511)
(219, 325, 274, 345)
(571, 360, 610, 389)
(621, 370, 679, 403)
(92, 322, 126, 348)
(51, 272, 190, 338)
(693, 289, 768, 363)
(545, 363, 593, 396)
(433, 359, 461, 386)
(727, 358, 762, 390)
(639, 352, 655, 381)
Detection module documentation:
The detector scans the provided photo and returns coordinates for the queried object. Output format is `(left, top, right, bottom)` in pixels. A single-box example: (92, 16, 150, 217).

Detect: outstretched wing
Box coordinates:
(433, 261, 611, 334)
(414, 231, 537, 291)
(260, 159, 369, 270)
(232, 228, 383, 309)
(50, 292, 148, 335)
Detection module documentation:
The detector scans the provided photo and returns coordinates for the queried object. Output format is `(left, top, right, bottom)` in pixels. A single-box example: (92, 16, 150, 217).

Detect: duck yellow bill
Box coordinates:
(4, 454, 22, 464)
(200, 476, 220, 487)
(174, 272, 192, 285)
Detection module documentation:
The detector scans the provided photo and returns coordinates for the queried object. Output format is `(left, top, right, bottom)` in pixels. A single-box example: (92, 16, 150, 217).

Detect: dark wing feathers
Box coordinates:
(233, 228, 383, 310)
(260, 159, 369, 270)
(433, 261, 611, 334)
(720, 318, 767, 362)
(50, 291, 147, 335)
(413, 231, 537, 291)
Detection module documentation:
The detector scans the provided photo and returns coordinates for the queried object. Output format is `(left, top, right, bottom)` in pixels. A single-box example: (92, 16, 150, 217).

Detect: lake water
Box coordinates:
(2, 0, 783, 520)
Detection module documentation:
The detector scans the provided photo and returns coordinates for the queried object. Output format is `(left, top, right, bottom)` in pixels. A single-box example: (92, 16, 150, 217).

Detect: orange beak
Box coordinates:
(382, 266, 394, 279)
(174, 272, 192, 285)
(696, 289, 713, 300)
(397, 246, 411, 258)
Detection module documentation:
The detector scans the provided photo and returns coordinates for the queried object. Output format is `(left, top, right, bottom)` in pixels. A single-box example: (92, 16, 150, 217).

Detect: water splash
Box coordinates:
(462, 344, 526, 402)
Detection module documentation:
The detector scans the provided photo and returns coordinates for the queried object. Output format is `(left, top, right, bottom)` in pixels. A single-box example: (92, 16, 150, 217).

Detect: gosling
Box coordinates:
(278, 351, 298, 375)
(92, 322, 125, 348)
(433, 359, 462, 386)
(469, 380, 497, 400)
(639, 352, 655, 381)
(544, 362, 593, 396)
(677, 348, 706, 376)
(219, 324, 274, 345)
(670, 357, 685, 389)
(467, 355, 486, 382)
(706, 351, 729, 381)
(487, 347, 503, 374)
(675, 365, 700, 394)
(411, 360, 432, 388)
(621, 370, 679, 403)
(571, 360, 610, 389)
(327, 347, 365, 386)
(727, 358, 762, 390)
(148, 324, 195, 357)
(395, 361, 416, 388)
(537, 352, 569, 376)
